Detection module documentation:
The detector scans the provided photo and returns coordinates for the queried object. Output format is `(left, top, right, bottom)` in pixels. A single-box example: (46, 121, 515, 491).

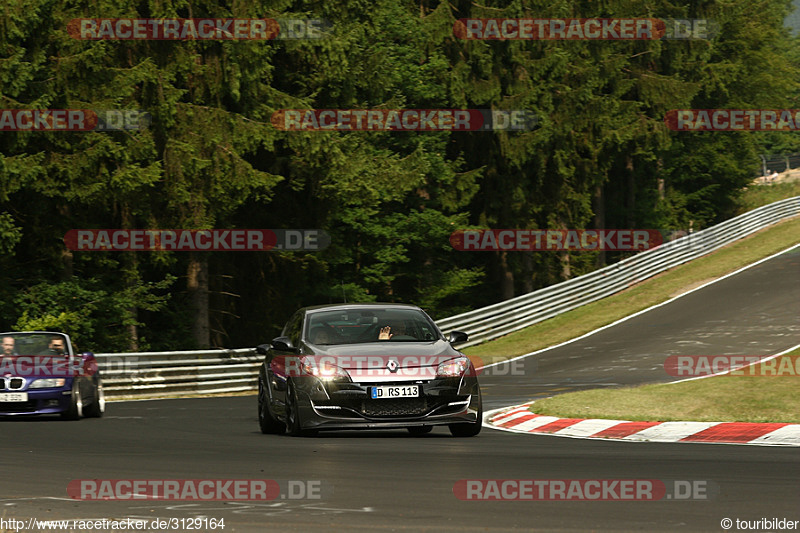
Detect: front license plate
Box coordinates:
(370, 385, 419, 399)
(0, 392, 28, 402)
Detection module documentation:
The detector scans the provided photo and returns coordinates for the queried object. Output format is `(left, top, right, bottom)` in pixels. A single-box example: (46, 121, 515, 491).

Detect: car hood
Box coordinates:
(311, 340, 460, 359)
(301, 341, 467, 381)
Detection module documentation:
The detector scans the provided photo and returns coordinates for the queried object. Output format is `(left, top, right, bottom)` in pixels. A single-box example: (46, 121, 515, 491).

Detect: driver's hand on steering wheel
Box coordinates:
(378, 326, 393, 340)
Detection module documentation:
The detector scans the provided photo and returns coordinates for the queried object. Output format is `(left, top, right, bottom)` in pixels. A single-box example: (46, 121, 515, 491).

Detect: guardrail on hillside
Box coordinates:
(436, 196, 800, 348)
(98, 196, 800, 399)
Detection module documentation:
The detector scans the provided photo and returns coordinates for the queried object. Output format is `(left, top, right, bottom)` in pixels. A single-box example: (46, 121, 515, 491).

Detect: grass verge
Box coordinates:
(531, 349, 800, 423)
(738, 180, 800, 213)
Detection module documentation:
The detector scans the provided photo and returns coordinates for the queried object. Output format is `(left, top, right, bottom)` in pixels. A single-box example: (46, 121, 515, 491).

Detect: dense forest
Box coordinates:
(1, 0, 799, 351)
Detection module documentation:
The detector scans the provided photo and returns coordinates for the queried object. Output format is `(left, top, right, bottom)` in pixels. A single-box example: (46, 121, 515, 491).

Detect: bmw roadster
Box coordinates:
(0, 331, 104, 419)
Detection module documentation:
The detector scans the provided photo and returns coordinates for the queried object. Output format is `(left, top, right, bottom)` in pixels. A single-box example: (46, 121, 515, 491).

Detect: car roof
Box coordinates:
(302, 303, 424, 315)
(0, 331, 70, 338)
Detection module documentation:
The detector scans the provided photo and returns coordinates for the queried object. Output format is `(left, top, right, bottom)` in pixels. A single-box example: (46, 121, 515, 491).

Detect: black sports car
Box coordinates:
(257, 303, 481, 436)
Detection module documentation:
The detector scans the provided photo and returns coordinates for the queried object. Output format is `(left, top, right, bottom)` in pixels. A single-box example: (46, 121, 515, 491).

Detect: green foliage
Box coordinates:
(0, 213, 23, 254)
(1, 0, 798, 349)
(13, 276, 175, 351)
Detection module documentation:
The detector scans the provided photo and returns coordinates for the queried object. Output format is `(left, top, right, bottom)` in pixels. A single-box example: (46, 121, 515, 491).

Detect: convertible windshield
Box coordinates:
(305, 308, 440, 345)
(0, 332, 70, 356)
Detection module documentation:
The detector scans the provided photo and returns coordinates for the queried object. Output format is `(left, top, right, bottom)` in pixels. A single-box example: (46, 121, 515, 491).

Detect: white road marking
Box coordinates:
(749, 424, 800, 445)
(552, 419, 628, 437)
(622, 421, 718, 442)
(511, 416, 561, 431)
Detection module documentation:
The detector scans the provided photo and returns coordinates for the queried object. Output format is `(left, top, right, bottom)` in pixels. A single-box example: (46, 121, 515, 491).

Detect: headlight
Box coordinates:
(436, 357, 470, 377)
(300, 361, 351, 381)
(29, 378, 66, 388)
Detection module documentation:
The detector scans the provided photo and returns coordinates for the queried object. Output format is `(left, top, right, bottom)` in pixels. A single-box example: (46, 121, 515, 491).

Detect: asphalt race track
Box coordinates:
(3, 247, 799, 532)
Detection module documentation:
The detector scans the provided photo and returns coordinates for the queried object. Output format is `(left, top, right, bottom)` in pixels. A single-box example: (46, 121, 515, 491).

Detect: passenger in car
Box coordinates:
(311, 328, 335, 345)
(2, 336, 18, 356)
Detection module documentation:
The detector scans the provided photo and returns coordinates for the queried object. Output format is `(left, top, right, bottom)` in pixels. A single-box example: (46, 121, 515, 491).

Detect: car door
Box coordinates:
(269, 310, 304, 415)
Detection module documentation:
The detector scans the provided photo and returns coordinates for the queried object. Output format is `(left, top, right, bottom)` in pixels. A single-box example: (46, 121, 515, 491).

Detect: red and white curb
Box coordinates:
(485, 403, 800, 446)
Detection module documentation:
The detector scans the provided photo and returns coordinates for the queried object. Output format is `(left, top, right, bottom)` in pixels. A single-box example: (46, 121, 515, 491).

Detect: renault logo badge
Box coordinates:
(386, 360, 398, 373)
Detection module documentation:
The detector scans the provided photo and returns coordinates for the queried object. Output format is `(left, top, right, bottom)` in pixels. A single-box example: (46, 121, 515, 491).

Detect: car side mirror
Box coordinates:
(255, 344, 271, 355)
(448, 331, 469, 344)
(270, 337, 295, 352)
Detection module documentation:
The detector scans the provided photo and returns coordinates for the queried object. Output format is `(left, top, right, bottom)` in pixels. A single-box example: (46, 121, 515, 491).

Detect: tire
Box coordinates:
(285, 380, 316, 437)
(407, 425, 433, 436)
(61, 380, 83, 420)
(84, 377, 105, 418)
(448, 392, 482, 437)
(258, 377, 285, 434)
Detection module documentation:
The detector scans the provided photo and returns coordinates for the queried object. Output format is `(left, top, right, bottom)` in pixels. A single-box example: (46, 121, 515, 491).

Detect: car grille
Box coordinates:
(361, 397, 428, 417)
(0, 377, 25, 390)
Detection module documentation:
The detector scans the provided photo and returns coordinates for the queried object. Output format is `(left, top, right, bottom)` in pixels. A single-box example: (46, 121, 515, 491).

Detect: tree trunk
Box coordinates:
(60, 249, 73, 280)
(560, 250, 571, 278)
(592, 184, 606, 267)
(521, 252, 534, 293)
(121, 204, 139, 351)
(57, 203, 73, 280)
(626, 156, 635, 227)
(498, 250, 514, 300)
(188, 253, 210, 348)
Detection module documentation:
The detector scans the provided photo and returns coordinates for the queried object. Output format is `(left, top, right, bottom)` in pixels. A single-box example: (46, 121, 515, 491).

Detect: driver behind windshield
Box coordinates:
(379, 320, 408, 340)
(48, 336, 66, 355)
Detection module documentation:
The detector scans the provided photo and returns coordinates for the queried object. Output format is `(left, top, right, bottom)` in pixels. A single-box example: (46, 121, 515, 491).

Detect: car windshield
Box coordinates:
(0, 333, 70, 357)
(305, 308, 440, 345)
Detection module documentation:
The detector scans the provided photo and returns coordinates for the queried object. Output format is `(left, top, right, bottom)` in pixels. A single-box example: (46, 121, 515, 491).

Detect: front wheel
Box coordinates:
(258, 378, 285, 434)
(84, 377, 105, 418)
(61, 380, 83, 420)
(285, 380, 316, 437)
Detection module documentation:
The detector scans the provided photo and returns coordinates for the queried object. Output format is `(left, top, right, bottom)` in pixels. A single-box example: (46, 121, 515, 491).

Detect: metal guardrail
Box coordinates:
(436, 196, 800, 347)
(760, 153, 800, 175)
(97, 349, 261, 400)
(98, 197, 800, 399)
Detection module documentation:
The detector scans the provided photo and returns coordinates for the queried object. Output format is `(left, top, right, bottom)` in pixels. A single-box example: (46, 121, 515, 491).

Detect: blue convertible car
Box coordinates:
(0, 331, 104, 419)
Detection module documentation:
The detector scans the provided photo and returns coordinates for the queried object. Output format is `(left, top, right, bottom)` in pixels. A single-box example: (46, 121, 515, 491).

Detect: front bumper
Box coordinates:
(0, 388, 71, 416)
(294, 377, 481, 431)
